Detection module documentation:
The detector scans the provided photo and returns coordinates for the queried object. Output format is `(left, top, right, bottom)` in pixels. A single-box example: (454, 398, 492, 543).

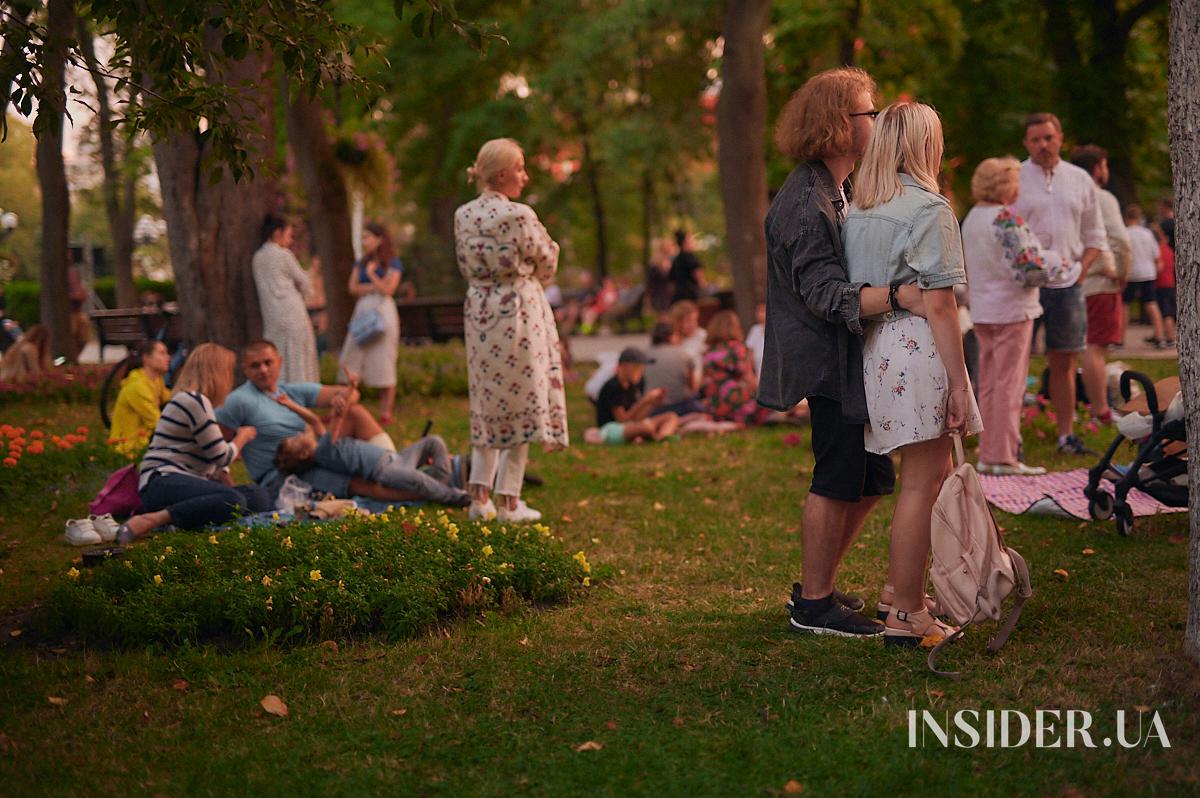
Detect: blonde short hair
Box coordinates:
(774, 67, 877, 162)
(467, 138, 523, 191)
(970, 156, 1020, 204)
(173, 343, 236, 406)
(853, 101, 944, 210)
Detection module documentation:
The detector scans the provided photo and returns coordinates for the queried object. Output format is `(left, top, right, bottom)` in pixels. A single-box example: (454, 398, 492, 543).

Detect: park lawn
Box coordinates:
(0, 355, 1196, 797)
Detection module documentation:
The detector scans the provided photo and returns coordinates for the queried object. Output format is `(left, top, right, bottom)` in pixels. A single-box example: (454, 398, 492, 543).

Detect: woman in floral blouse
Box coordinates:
(454, 138, 568, 524)
(962, 156, 1070, 476)
(700, 311, 769, 426)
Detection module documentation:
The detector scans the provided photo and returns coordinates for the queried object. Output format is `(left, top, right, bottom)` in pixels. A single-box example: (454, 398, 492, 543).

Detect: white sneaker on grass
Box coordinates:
(89, 513, 120, 543)
(497, 499, 542, 524)
(468, 499, 497, 521)
(64, 518, 102, 547)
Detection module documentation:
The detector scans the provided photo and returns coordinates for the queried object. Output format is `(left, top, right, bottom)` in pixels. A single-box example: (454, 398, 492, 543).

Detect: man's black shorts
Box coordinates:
(807, 396, 895, 502)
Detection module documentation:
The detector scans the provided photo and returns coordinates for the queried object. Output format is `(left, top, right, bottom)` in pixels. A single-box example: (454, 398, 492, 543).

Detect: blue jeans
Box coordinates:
(141, 472, 272, 530)
(371, 437, 467, 505)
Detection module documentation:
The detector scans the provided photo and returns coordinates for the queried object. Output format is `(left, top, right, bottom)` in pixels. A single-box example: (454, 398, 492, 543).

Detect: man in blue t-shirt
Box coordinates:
(216, 340, 463, 504)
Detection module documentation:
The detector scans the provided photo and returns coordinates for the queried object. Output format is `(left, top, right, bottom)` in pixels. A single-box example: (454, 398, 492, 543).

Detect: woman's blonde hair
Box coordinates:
(970, 156, 1020, 204)
(172, 343, 236, 406)
(467, 138, 523, 191)
(705, 310, 743, 348)
(853, 102, 944, 210)
(774, 67, 877, 162)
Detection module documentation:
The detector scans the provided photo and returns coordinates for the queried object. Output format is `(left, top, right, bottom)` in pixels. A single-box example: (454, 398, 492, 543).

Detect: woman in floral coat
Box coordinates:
(454, 138, 568, 523)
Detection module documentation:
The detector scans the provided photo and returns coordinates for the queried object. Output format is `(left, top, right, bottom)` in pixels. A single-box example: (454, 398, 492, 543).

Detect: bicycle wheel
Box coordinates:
(99, 356, 135, 430)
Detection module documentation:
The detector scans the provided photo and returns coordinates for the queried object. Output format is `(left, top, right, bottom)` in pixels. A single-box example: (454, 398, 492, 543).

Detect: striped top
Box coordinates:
(138, 391, 239, 490)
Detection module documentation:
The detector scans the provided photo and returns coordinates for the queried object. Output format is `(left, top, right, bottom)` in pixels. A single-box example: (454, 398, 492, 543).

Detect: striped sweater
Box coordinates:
(138, 391, 239, 490)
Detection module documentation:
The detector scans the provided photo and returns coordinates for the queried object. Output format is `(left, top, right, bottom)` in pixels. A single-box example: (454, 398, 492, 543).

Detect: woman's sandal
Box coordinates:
(876, 584, 940, 621)
(883, 607, 958, 648)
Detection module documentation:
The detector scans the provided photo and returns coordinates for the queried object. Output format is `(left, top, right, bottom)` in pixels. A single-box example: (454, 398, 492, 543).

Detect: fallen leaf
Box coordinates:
(172, 679, 190, 692)
(1081, 548, 1095, 555)
(576, 499, 590, 507)
(390, 708, 408, 717)
(83, 675, 95, 684)
(782, 433, 802, 447)
(1168, 536, 1185, 545)
(783, 780, 805, 795)
(47, 696, 67, 706)
(260, 695, 289, 717)
(8, 629, 21, 637)
(928, 689, 945, 699)
(1053, 568, 1070, 580)
(574, 740, 604, 752)
(518, 636, 530, 646)
(1133, 704, 1152, 713)
(605, 720, 618, 730)
(653, 502, 665, 511)
(560, 514, 573, 524)
(49, 647, 67, 654)
(320, 640, 339, 653)
(672, 716, 685, 727)
(919, 634, 945, 648)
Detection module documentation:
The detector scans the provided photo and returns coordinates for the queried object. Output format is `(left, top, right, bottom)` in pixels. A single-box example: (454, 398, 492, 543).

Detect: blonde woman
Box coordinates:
(842, 101, 982, 647)
(454, 138, 567, 523)
(117, 344, 266, 542)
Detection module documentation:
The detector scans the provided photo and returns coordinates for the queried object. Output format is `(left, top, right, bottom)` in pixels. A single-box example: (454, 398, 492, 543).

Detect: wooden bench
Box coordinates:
(396, 297, 465, 344)
(88, 306, 184, 362)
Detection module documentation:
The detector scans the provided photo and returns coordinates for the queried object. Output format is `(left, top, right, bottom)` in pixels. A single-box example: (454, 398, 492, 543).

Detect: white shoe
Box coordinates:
(468, 499, 497, 521)
(497, 499, 542, 523)
(90, 514, 120, 543)
(64, 518, 102, 547)
(978, 461, 1047, 476)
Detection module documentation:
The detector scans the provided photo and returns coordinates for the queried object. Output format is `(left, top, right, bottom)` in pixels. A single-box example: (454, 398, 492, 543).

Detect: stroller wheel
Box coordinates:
(1088, 492, 1114, 521)
(1115, 510, 1134, 537)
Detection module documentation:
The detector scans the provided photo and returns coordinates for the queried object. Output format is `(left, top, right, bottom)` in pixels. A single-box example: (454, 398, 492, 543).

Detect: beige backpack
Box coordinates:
(927, 435, 1033, 677)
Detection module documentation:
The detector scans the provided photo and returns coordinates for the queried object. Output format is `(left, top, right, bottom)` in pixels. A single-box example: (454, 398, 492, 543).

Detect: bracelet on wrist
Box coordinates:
(887, 283, 903, 313)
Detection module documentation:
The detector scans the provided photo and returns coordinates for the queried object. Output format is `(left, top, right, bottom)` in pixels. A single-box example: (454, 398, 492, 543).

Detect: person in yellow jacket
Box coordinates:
(109, 340, 171, 457)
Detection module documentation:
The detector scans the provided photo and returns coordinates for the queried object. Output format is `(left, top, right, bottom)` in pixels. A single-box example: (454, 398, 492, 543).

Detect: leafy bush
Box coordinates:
(2, 277, 176, 327)
(319, 341, 469, 398)
(41, 510, 597, 646)
(0, 364, 108, 405)
(0, 421, 127, 502)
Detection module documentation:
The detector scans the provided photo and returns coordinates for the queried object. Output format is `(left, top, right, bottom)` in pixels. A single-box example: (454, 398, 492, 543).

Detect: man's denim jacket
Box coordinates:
(758, 161, 869, 423)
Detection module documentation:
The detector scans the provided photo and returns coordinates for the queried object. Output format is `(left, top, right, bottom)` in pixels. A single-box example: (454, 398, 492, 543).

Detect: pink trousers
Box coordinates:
(974, 320, 1034, 465)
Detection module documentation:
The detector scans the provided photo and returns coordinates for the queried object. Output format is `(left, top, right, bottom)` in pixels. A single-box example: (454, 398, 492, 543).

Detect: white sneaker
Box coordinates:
(468, 499, 497, 521)
(64, 518, 102, 547)
(90, 514, 120, 543)
(978, 461, 1047, 477)
(497, 499, 542, 524)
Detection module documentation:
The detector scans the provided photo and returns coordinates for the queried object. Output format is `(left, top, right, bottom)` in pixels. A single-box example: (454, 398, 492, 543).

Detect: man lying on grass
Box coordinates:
(216, 340, 468, 508)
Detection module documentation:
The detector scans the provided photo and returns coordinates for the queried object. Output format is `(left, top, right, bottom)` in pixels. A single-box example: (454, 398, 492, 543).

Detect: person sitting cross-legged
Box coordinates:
(585, 347, 681, 445)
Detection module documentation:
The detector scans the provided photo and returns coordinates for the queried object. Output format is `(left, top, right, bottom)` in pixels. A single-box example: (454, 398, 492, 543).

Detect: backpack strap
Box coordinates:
(927, 621, 969, 679)
(951, 433, 966, 466)
(986, 548, 1032, 654)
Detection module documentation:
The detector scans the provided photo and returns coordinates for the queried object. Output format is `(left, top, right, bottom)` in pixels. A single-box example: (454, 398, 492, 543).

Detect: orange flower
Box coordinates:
(76, 426, 88, 435)
(27, 442, 44, 455)
(2, 458, 16, 467)
(29, 430, 44, 440)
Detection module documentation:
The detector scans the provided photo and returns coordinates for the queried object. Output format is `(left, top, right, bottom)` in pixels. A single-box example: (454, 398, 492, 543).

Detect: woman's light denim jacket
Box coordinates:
(842, 174, 966, 323)
(759, 161, 871, 422)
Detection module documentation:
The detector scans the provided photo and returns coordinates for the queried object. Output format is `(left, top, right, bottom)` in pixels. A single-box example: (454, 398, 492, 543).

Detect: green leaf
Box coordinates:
(411, 11, 426, 38)
(393, 0, 410, 20)
(221, 31, 248, 60)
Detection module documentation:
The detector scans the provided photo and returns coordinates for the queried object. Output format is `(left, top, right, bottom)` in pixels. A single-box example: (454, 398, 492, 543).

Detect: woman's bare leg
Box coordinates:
(883, 435, 953, 617)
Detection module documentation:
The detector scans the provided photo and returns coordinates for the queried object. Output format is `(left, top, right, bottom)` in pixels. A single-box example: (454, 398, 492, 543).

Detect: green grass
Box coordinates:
(0, 357, 1196, 797)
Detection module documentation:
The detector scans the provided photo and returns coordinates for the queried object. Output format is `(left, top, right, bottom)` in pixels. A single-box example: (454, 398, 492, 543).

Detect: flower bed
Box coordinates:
(41, 510, 597, 646)
(0, 364, 107, 405)
(0, 422, 126, 501)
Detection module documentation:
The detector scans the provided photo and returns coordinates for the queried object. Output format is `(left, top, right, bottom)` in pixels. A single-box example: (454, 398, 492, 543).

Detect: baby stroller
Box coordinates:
(1084, 371, 1187, 535)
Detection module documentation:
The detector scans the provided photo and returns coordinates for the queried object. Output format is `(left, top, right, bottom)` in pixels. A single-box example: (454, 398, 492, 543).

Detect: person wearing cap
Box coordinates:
(586, 347, 681, 444)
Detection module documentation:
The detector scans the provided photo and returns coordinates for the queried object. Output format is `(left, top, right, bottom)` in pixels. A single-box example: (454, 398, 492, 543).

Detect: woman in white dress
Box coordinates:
(252, 217, 319, 383)
(338, 222, 402, 424)
(454, 138, 568, 523)
(842, 102, 982, 648)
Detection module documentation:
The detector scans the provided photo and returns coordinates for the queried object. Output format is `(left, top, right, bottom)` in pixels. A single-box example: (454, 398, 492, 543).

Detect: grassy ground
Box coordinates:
(0, 355, 1196, 797)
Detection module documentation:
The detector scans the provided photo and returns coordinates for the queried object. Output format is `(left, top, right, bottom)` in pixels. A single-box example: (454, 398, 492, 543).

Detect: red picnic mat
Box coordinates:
(978, 468, 1186, 520)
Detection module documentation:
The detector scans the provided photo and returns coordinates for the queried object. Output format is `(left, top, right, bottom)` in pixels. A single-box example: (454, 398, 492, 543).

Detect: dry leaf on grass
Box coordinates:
(260, 695, 289, 717)
(783, 780, 805, 795)
(605, 720, 618, 730)
(574, 740, 604, 752)
(1168, 536, 1185, 545)
(390, 708, 408, 717)
(46, 696, 67, 706)
(172, 680, 190, 692)
(1053, 568, 1070, 580)
(320, 640, 339, 653)
(653, 502, 666, 511)
(1081, 548, 1095, 555)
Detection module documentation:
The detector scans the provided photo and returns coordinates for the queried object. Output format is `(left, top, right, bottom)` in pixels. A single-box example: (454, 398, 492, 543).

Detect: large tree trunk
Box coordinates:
(284, 81, 355, 352)
(35, 0, 75, 361)
(151, 42, 275, 350)
(78, 23, 137, 308)
(1168, 0, 1200, 665)
(718, 0, 771, 328)
(573, 103, 608, 280)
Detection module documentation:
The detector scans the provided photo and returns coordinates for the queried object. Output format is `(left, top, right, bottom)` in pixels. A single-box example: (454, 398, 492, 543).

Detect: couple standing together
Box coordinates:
(760, 68, 981, 646)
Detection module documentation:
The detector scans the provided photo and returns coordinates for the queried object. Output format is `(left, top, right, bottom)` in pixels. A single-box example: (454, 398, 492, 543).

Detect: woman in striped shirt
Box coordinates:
(116, 344, 266, 543)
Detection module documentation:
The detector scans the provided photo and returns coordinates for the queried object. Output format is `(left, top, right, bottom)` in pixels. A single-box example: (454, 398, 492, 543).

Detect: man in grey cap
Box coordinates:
(587, 347, 681, 444)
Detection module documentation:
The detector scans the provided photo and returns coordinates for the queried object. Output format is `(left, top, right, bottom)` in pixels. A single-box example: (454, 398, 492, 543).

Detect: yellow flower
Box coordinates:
(164, 546, 174, 555)
(261, 575, 273, 587)
(66, 567, 80, 580)
(266, 596, 274, 611)
(309, 569, 322, 582)
(272, 512, 280, 521)
(480, 526, 492, 537)
(239, 532, 246, 540)
(582, 577, 591, 587)
(153, 574, 163, 586)
(481, 545, 494, 557)
(123, 561, 132, 569)
(533, 523, 551, 537)
(573, 551, 591, 574)
(283, 536, 293, 549)
(208, 535, 218, 545)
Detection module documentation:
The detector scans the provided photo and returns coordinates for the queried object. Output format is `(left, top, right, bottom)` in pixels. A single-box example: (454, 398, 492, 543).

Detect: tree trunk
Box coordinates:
(718, 0, 771, 328)
(284, 80, 355, 352)
(1168, 0, 1200, 665)
(574, 105, 608, 280)
(151, 40, 275, 350)
(35, 0, 75, 361)
(78, 22, 137, 308)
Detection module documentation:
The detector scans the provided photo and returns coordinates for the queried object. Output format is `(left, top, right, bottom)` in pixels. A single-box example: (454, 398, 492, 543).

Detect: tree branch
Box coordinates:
(1117, 0, 1165, 39)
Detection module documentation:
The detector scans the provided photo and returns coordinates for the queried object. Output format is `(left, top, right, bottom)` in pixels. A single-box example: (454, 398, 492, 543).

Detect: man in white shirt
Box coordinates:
(1070, 145, 1130, 425)
(1013, 113, 1107, 455)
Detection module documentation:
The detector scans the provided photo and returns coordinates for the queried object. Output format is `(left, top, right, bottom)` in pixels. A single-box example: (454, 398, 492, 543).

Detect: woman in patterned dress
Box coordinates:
(252, 216, 319, 383)
(699, 310, 769, 426)
(454, 138, 568, 523)
(338, 222, 402, 424)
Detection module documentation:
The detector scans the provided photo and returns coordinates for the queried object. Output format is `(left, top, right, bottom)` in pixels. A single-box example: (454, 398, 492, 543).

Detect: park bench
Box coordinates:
(88, 305, 185, 363)
(396, 297, 465, 344)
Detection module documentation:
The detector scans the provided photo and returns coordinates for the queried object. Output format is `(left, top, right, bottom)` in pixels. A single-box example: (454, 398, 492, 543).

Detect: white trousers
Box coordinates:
(469, 444, 529, 498)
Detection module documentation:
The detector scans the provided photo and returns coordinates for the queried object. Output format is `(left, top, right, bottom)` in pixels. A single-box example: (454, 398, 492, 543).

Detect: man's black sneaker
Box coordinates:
(789, 599, 883, 638)
(1056, 435, 1097, 456)
(785, 582, 865, 613)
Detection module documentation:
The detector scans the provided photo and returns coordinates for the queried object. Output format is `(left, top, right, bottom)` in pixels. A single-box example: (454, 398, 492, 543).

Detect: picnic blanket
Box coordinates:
(979, 468, 1186, 520)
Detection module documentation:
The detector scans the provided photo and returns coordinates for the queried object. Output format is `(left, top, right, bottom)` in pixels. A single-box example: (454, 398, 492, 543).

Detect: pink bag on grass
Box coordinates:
(88, 463, 143, 517)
